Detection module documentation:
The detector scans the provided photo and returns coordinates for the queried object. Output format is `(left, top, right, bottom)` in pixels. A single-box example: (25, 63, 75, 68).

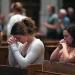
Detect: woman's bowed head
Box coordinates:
(50, 25, 75, 63)
(8, 18, 37, 44)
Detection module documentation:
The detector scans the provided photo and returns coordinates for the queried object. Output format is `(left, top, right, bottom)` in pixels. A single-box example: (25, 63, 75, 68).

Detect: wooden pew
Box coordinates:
(35, 32, 46, 41)
(0, 64, 42, 75)
(28, 64, 42, 75)
(43, 39, 58, 60)
(27, 64, 67, 75)
(2, 41, 8, 46)
(34, 70, 68, 75)
(44, 45, 57, 60)
(43, 60, 75, 74)
(43, 40, 59, 45)
(0, 46, 8, 65)
(0, 65, 28, 75)
(0, 64, 68, 75)
(28, 64, 67, 75)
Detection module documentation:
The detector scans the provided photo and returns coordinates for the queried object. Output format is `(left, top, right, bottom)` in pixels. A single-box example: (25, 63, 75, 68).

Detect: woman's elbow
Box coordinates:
(18, 61, 29, 69)
(50, 57, 55, 62)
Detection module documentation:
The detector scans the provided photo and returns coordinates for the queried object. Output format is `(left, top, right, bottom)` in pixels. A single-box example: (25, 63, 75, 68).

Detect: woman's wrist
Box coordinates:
(10, 43, 18, 52)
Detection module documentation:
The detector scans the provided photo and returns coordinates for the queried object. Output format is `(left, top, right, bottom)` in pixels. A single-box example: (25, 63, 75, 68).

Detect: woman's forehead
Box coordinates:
(63, 30, 68, 34)
(63, 30, 71, 36)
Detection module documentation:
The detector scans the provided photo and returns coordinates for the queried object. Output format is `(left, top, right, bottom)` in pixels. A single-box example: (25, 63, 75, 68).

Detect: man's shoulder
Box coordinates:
(53, 13, 58, 17)
(52, 13, 58, 19)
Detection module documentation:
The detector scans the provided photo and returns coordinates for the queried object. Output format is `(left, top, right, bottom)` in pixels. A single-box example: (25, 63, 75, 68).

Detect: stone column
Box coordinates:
(1, 0, 10, 22)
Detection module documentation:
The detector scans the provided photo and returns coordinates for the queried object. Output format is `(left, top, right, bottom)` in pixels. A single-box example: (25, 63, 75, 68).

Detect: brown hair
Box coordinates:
(48, 4, 55, 13)
(13, 2, 25, 14)
(11, 18, 37, 35)
(64, 25, 75, 47)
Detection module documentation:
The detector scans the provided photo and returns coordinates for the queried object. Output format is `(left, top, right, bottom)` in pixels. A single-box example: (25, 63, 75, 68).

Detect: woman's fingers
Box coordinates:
(7, 36, 16, 44)
(59, 39, 66, 43)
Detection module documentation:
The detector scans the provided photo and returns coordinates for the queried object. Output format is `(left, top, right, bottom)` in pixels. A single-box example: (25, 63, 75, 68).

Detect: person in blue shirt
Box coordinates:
(57, 9, 70, 39)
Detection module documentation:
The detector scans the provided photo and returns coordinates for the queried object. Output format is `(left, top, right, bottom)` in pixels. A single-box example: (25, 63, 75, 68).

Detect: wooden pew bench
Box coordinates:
(35, 33, 46, 41)
(0, 64, 68, 75)
(0, 64, 42, 75)
(2, 41, 8, 46)
(28, 64, 42, 75)
(44, 45, 57, 60)
(43, 60, 75, 74)
(43, 40, 58, 60)
(27, 64, 68, 75)
(0, 65, 28, 75)
(43, 40, 59, 45)
(34, 70, 68, 75)
(0, 46, 8, 65)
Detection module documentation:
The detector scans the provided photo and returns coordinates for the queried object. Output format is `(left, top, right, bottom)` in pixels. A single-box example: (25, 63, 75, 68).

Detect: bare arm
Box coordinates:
(50, 45, 62, 61)
(62, 43, 75, 63)
(59, 39, 75, 63)
(43, 22, 57, 29)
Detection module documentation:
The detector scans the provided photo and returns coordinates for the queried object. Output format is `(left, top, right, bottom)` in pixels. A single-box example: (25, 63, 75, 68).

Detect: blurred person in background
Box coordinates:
(0, 14, 5, 42)
(9, 2, 27, 19)
(7, 2, 27, 38)
(57, 9, 70, 39)
(42, 4, 58, 39)
(67, 7, 75, 24)
(8, 2, 15, 19)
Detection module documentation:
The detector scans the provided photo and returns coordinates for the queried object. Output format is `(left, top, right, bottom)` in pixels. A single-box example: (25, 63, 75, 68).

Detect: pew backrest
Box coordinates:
(43, 40, 59, 45)
(34, 70, 68, 75)
(2, 41, 8, 46)
(43, 60, 75, 74)
(27, 64, 42, 75)
(0, 46, 8, 65)
(44, 45, 57, 60)
(0, 64, 69, 75)
(0, 65, 28, 75)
